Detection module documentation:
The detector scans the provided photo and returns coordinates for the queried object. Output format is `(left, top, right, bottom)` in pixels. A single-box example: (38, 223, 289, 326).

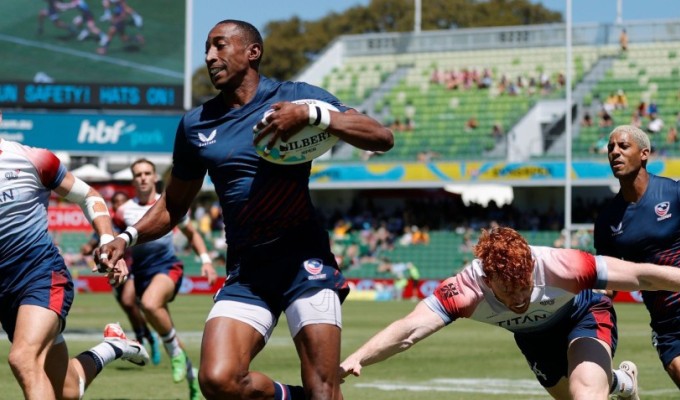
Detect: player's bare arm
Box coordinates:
(179, 219, 218, 285)
(54, 172, 128, 285)
(325, 108, 394, 151)
(604, 256, 680, 292)
(254, 102, 393, 152)
(340, 301, 445, 379)
(98, 175, 203, 269)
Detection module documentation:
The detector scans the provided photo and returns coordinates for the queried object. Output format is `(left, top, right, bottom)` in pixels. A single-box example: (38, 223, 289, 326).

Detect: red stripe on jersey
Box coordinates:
(49, 270, 68, 314)
(25, 147, 62, 187)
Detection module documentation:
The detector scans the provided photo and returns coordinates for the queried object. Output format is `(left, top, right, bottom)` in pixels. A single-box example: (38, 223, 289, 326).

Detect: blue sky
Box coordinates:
(190, 0, 680, 71)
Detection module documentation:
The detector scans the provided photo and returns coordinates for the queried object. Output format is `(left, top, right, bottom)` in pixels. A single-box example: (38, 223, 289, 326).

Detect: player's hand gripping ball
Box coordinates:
(254, 99, 339, 164)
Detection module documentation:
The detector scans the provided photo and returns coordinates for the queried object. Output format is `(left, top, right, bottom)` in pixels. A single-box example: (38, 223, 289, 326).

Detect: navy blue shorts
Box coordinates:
(133, 262, 183, 301)
(216, 223, 348, 316)
(514, 290, 617, 388)
(651, 317, 680, 368)
(0, 265, 74, 342)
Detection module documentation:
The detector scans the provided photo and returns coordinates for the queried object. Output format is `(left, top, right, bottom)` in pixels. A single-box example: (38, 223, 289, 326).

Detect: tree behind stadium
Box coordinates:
(192, 0, 562, 104)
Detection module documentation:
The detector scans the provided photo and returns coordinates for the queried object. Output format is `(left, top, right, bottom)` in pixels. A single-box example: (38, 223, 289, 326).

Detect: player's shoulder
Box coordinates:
(650, 173, 679, 187)
(2, 140, 60, 171)
(182, 93, 227, 128)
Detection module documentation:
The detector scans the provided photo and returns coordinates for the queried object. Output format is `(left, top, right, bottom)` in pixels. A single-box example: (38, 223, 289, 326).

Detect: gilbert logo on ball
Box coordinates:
(254, 99, 339, 164)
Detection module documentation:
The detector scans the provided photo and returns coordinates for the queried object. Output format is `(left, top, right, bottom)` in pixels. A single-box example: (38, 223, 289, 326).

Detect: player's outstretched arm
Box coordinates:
(54, 172, 128, 285)
(98, 174, 203, 270)
(604, 256, 680, 292)
(339, 301, 445, 380)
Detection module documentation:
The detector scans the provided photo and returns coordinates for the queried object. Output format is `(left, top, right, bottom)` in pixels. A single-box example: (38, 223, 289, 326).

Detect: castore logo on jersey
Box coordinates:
(198, 129, 217, 147)
(610, 222, 623, 236)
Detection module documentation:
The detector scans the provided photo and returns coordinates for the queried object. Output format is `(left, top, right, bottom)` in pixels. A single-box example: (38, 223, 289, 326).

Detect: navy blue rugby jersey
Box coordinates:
(594, 174, 680, 320)
(172, 76, 349, 249)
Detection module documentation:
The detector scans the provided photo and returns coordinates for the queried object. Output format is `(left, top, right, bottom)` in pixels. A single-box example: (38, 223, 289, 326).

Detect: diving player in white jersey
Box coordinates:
(0, 110, 149, 399)
(114, 158, 216, 400)
(336, 227, 680, 399)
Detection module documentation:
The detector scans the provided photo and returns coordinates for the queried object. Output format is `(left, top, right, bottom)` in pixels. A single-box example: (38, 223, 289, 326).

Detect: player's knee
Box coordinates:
(568, 377, 607, 400)
(7, 347, 35, 376)
(139, 298, 162, 315)
(305, 377, 338, 399)
(198, 368, 249, 399)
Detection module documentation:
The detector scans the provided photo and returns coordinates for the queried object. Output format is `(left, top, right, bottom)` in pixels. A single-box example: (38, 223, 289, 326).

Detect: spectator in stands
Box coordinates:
(390, 118, 404, 132)
(403, 117, 414, 132)
(599, 108, 614, 128)
(465, 116, 479, 131)
(648, 101, 659, 116)
(614, 89, 628, 110)
(636, 101, 647, 118)
(527, 76, 538, 95)
(619, 28, 629, 52)
(404, 100, 416, 127)
(417, 149, 440, 162)
(429, 68, 443, 84)
(648, 113, 665, 135)
(398, 226, 414, 246)
(498, 74, 508, 93)
(478, 69, 493, 89)
(556, 72, 566, 87)
(445, 69, 461, 90)
(603, 92, 617, 115)
(491, 123, 505, 140)
(539, 72, 551, 94)
(506, 80, 520, 96)
(411, 225, 430, 246)
(581, 111, 593, 127)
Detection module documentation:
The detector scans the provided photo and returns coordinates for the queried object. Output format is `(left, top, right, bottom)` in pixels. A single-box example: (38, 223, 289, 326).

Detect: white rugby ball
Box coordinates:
(254, 99, 339, 164)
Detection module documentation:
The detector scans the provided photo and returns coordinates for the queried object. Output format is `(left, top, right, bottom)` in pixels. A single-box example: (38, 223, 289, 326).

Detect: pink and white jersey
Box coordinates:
(116, 194, 187, 275)
(425, 246, 608, 333)
(0, 139, 66, 275)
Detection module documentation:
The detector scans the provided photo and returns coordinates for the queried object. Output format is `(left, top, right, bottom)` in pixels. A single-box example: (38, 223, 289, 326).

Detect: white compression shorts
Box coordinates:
(206, 288, 342, 342)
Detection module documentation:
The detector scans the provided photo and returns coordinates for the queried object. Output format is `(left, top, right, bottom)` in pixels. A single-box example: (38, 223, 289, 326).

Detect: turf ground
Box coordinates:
(0, 294, 677, 399)
(0, 1, 184, 85)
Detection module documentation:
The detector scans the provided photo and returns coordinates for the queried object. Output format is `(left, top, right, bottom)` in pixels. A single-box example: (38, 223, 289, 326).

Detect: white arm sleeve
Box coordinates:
(63, 177, 111, 225)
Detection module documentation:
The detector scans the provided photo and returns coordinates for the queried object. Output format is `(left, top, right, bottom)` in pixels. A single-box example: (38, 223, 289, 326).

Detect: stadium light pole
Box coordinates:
(564, 0, 573, 248)
(184, 0, 194, 110)
(414, 0, 422, 33)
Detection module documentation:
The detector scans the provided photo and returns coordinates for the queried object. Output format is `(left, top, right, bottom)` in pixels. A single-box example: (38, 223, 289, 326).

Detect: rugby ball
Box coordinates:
(254, 99, 339, 164)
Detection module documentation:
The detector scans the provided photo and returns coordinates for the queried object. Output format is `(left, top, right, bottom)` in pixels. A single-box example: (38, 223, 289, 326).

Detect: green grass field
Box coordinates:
(0, 1, 184, 84)
(0, 294, 677, 399)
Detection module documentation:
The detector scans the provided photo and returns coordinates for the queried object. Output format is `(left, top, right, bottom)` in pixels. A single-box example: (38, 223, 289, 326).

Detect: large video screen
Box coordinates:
(0, 0, 185, 110)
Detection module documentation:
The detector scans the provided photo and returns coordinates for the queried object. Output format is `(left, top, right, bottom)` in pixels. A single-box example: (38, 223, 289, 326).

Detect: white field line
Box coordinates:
(356, 379, 545, 396)
(354, 378, 678, 397)
(0, 33, 183, 79)
(0, 331, 293, 346)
